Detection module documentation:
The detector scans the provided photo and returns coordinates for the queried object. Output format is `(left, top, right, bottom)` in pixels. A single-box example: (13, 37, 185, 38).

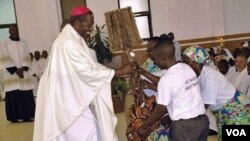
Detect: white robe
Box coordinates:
(89, 48, 97, 62)
(233, 67, 250, 97)
(39, 58, 48, 73)
(0, 41, 13, 99)
(55, 107, 100, 141)
(208, 60, 217, 70)
(33, 24, 118, 141)
(2, 38, 34, 92)
(224, 67, 236, 83)
(0, 41, 14, 70)
(0, 42, 5, 99)
(0, 70, 4, 100)
(30, 60, 43, 96)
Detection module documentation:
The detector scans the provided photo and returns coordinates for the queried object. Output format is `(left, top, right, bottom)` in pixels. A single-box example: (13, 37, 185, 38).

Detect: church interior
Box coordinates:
(1, 0, 250, 141)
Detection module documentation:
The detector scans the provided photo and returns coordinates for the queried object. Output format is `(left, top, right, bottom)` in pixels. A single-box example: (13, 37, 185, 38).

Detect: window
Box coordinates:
(118, 0, 152, 40)
(0, 0, 17, 41)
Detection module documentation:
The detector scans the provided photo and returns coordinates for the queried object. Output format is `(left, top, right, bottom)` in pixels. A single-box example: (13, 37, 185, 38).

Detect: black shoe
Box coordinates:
(11, 120, 18, 123)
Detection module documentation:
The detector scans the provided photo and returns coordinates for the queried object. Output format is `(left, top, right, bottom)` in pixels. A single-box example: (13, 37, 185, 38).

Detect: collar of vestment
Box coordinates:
(62, 24, 82, 43)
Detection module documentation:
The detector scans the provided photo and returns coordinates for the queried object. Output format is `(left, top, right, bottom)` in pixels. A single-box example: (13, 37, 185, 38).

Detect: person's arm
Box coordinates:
(200, 68, 220, 109)
(136, 104, 167, 136)
(141, 69, 160, 84)
(142, 79, 157, 91)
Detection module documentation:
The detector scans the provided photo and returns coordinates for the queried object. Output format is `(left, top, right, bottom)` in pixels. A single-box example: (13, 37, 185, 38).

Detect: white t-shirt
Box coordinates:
(157, 63, 205, 121)
(199, 65, 236, 110)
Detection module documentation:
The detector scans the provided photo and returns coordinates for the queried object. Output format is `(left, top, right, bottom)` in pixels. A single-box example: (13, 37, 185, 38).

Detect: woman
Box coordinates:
(182, 45, 250, 141)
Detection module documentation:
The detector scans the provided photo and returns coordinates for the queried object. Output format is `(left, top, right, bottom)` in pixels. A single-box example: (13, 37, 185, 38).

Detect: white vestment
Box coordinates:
(39, 58, 48, 73)
(0, 70, 3, 100)
(1, 39, 34, 92)
(55, 106, 100, 141)
(208, 61, 217, 70)
(224, 67, 236, 83)
(33, 24, 118, 141)
(89, 48, 97, 62)
(232, 67, 250, 97)
(30, 60, 43, 96)
(0, 42, 6, 99)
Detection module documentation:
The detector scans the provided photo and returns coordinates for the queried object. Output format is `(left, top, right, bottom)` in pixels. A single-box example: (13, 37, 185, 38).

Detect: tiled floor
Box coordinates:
(0, 101, 34, 141)
(0, 98, 218, 141)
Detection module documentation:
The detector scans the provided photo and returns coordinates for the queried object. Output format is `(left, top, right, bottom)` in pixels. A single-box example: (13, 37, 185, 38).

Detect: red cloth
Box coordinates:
(71, 6, 91, 16)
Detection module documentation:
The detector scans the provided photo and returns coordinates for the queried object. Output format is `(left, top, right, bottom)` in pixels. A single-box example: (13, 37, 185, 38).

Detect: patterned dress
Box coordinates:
(212, 91, 250, 141)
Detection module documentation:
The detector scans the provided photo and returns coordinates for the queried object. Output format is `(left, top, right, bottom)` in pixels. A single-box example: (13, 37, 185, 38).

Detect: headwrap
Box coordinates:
(183, 45, 211, 65)
(71, 6, 92, 16)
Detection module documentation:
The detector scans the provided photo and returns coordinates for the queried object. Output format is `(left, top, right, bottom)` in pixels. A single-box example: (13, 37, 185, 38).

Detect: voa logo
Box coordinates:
(226, 129, 246, 136)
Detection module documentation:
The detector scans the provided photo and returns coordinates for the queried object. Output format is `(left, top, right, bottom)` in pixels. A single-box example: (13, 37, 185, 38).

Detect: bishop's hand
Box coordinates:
(115, 63, 133, 75)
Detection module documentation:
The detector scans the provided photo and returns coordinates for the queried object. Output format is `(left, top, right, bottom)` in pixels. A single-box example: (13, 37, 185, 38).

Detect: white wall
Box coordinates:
(87, 0, 118, 27)
(223, 0, 250, 35)
(15, 0, 62, 52)
(88, 0, 250, 41)
(151, 0, 215, 40)
(14, 0, 250, 51)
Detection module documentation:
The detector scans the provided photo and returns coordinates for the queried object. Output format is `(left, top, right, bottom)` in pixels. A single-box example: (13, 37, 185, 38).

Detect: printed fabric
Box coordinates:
(212, 91, 250, 141)
(183, 45, 211, 65)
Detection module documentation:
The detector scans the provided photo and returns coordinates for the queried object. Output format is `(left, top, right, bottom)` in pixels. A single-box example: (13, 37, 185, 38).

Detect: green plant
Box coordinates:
(111, 77, 129, 95)
(89, 24, 113, 64)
